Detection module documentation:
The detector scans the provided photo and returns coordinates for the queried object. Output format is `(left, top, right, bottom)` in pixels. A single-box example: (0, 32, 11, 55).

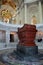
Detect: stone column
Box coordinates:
(24, 3, 27, 24)
(6, 30, 10, 45)
(38, 1, 42, 23)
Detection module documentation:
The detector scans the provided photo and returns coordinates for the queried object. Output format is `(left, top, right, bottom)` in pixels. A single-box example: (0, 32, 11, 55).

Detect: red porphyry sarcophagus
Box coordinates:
(18, 24, 37, 46)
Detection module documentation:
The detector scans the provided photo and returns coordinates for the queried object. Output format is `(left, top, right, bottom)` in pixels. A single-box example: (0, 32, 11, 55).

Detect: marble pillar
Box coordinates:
(24, 3, 27, 24)
(6, 31, 10, 45)
(38, 1, 42, 23)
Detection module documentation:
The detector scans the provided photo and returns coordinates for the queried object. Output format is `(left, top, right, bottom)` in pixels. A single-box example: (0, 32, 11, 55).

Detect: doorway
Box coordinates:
(10, 34, 14, 42)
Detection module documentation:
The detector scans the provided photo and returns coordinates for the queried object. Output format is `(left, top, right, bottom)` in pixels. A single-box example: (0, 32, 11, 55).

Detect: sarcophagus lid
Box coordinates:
(18, 24, 37, 32)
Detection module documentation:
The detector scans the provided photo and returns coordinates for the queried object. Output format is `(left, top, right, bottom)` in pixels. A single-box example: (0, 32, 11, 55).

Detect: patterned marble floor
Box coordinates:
(0, 49, 43, 65)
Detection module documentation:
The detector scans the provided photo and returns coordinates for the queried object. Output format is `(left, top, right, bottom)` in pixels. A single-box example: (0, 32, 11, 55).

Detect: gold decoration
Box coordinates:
(1, 9, 12, 19)
(31, 15, 37, 24)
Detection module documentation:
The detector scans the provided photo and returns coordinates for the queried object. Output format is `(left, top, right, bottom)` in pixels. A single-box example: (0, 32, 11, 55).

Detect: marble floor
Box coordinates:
(0, 49, 43, 65)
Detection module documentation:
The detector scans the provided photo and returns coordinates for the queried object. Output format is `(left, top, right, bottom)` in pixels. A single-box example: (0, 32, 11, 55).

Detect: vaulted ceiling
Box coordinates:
(0, 0, 24, 10)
